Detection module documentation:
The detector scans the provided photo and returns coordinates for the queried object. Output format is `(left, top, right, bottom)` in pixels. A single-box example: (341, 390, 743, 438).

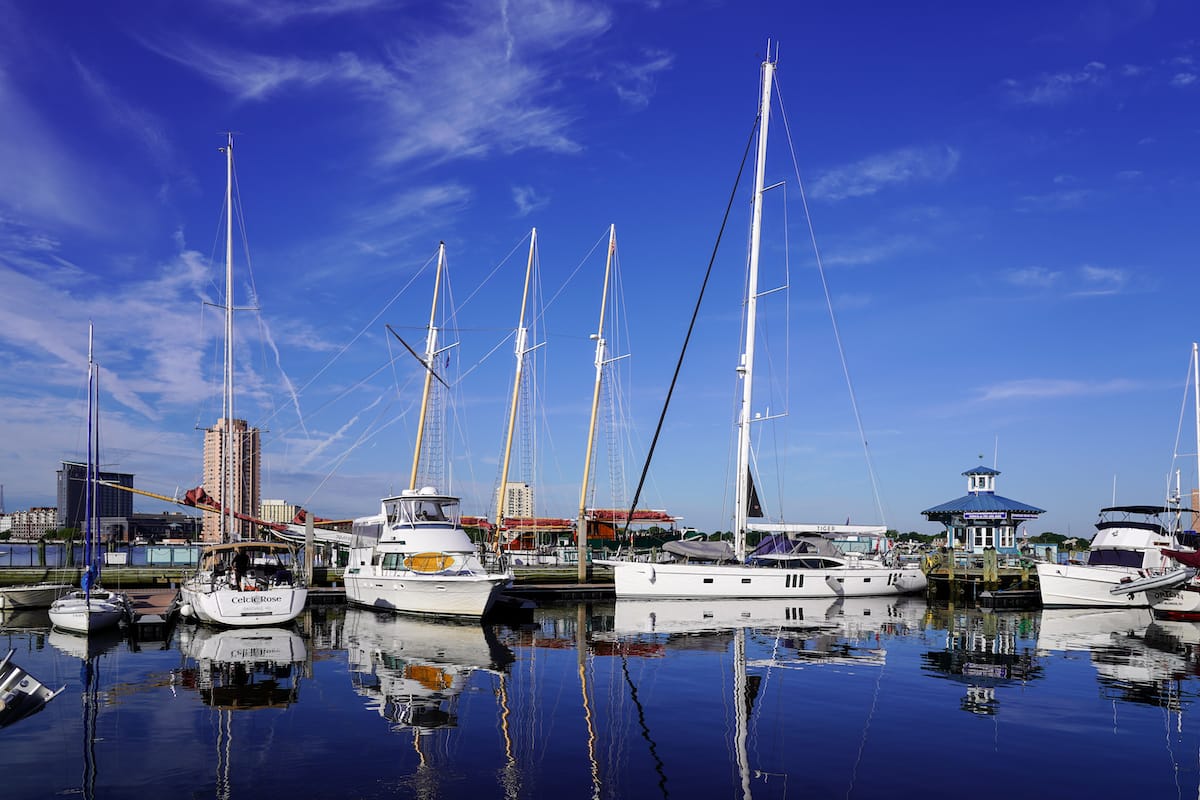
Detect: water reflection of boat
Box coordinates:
(48, 622, 124, 799)
(49, 626, 126, 661)
(608, 595, 924, 655)
(1, 608, 53, 630)
(0, 648, 64, 729)
(176, 626, 307, 709)
(343, 607, 513, 732)
(1034, 607, 1192, 709)
(1035, 607, 1153, 654)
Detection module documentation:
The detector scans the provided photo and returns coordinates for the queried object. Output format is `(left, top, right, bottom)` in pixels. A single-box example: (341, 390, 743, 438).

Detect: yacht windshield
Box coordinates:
(386, 497, 460, 525)
(1087, 550, 1143, 568)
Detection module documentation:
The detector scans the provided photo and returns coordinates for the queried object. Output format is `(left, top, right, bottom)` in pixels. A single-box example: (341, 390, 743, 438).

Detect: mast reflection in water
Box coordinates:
(3, 599, 1200, 799)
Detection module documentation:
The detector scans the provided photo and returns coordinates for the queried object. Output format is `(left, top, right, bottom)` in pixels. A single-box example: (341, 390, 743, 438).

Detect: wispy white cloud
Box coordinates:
(1003, 263, 1132, 296)
(511, 185, 549, 217)
(1171, 72, 1198, 87)
(72, 57, 179, 177)
(1003, 61, 1107, 105)
(810, 146, 960, 201)
(822, 235, 918, 267)
(212, 0, 389, 26)
(608, 48, 674, 108)
(975, 377, 1140, 402)
(1017, 188, 1095, 212)
(1071, 264, 1130, 296)
(140, 0, 613, 169)
(0, 73, 115, 234)
(1004, 266, 1063, 289)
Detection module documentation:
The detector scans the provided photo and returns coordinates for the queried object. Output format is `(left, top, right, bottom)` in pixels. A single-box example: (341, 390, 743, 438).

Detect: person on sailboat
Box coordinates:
(233, 549, 249, 591)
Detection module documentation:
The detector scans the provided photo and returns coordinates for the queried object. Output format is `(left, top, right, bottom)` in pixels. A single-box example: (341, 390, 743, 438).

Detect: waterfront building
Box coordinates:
(201, 417, 261, 543)
(922, 465, 1045, 556)
(129, 511, 202, 542)
(9, 507, 58, 539)
(261, 498, 299, 525)
(55, 461, 133, 530)
(495, 481, 534, 520)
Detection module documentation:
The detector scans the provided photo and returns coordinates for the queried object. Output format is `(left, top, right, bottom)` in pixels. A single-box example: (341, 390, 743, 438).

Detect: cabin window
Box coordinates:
(381, 552, 404, 569)
(863, 577, 871, 583)
(741, 578, 751, 584)
(352, 520, 383, 540)
(702, 578, 714, 584)
(1088, 550, 1143, 568)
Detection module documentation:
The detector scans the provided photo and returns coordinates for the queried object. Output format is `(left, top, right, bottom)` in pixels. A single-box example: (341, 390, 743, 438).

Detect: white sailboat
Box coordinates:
(597, 48, 926, 600)
(343, 242, 513, 617)
(49, 324, 132, 635)
(177, 134, 307, 628)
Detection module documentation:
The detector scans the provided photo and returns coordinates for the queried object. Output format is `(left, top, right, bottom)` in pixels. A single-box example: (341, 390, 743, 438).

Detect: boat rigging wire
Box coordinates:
(618, 113, 761, 543)
(774, 77, 888, 527)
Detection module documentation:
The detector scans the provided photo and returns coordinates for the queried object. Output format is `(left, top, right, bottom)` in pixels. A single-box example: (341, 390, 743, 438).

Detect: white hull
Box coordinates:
(596, 559, 927, 599)
(344, 571, 508, 617)
(179, 581, 307, 627)
(1036, 562, 1154, 607)
(48, 590, 129, 634)
(0, 583, 72, 610)
(1149, 584, 1200, 619)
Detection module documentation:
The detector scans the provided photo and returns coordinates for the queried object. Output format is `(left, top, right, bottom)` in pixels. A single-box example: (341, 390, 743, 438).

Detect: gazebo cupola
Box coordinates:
(921, 465, 1045, 555)
(967, 466, 998, 494)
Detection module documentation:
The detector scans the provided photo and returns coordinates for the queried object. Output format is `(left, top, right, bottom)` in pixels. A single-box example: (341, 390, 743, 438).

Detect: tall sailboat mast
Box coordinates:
(576, 224, 616, 581)
(409, 243, 446, 490)
(222, 133, 236, 541)
(733, 49, 776, 561)
(84, 321, 96, 596)
(494, 228, 538, 553)
(1193, 342, 1199, 515)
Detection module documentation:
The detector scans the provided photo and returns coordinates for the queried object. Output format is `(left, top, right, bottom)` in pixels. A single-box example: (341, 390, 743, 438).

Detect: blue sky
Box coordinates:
(2, 0, 1200, 538)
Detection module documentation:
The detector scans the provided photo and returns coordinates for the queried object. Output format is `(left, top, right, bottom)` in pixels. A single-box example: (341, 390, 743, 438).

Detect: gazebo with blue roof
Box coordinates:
(922, 466, 1045, 555)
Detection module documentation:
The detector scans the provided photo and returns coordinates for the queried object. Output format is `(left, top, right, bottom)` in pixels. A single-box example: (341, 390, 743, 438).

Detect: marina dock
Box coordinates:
(2, 561, 1050, 609)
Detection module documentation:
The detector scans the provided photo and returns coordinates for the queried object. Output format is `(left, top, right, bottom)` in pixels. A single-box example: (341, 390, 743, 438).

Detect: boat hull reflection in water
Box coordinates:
(176, 625, 308, 708)
(344, 606, 514, 731)
(7, 600, 1200, 799)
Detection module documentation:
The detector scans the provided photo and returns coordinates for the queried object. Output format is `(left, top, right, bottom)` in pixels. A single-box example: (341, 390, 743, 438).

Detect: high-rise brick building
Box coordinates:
(202, 418, 261, 543)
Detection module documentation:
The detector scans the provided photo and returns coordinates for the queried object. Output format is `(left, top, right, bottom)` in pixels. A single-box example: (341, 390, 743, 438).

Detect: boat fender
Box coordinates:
(179, 603, 193, 618)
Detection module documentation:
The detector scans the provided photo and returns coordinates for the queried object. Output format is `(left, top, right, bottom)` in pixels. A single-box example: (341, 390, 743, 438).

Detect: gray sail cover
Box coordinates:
(662, 539, 736, 561)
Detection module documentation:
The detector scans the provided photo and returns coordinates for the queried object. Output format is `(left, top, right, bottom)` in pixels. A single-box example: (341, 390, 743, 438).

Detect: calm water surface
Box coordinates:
(2, 596, 1198, 799)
